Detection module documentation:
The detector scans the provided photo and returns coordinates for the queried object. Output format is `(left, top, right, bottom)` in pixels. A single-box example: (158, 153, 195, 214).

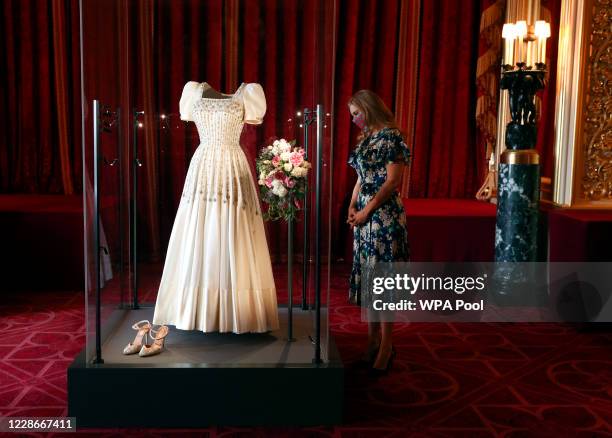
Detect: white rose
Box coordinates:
(273, 185, 288, 197)
(273, 140, 280, 146)
(284, 163, 293, 172)
(271, 179, 283, 188)
(271, 146, 280, 155)
(280, 151, 292, 161)
(279, 139, 291, 152)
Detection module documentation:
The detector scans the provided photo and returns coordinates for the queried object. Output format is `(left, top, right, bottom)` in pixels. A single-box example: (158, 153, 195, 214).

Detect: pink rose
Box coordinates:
(265, 177, 273, 188)
(284, 177, 296, 188)
(289, 152, 304, 167)
(272, 156, 281, 167)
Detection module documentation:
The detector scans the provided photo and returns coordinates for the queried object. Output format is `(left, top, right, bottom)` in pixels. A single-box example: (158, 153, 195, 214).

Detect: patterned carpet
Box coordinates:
(1, 265, 612, 436)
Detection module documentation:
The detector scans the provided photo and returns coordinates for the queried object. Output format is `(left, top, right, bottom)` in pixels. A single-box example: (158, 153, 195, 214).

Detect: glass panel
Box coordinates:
(81, 0, 132, 366)
(313, 0, 336, 361)
(81, 0, 335, 366)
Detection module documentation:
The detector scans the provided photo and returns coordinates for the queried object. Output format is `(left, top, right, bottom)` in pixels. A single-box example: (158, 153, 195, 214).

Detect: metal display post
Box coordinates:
(313, 104, 324, 364)
(91, 100, 120, 363)
(287, 218, 296, 341)
(131, 111, 144, 309)
(301, 107, 316, 310)
(92, 100, 104, 365)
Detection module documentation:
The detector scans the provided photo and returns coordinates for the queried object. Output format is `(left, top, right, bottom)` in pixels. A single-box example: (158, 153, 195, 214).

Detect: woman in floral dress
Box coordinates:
(347, 89, 411, 374)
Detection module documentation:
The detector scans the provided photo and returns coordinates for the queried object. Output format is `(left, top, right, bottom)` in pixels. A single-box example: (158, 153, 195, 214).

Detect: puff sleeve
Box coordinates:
(243, 83, 267, 125)
(380, 129, 411, 165)
(179, 81, 200, 122)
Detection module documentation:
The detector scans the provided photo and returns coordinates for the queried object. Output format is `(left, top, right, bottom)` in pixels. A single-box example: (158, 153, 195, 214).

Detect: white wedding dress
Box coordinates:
(152, 81, 279, 334)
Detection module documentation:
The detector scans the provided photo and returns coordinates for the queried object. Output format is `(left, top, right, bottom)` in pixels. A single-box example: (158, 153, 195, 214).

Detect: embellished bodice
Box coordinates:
(179, 80, 267, 148)
(191, 82, 246, 147)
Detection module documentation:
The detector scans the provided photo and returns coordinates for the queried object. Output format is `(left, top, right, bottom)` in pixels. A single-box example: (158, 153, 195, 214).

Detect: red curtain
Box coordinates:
(0, 0, 82, 194)
(0, 0, 562, 262)
(408, 0, 484, 198)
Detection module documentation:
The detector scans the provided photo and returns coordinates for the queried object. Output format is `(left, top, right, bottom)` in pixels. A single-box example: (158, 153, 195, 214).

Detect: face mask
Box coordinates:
(352, 112, 366, 130)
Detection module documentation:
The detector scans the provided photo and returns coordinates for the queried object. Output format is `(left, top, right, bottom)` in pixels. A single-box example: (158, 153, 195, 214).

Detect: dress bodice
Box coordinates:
(192, 82, 245, 146)
(179, 81, 266, 148)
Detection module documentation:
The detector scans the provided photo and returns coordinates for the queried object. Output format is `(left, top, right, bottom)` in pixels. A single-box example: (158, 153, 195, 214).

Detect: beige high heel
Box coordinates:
(139, 324, 169, 357)
(123, 320, 151, 355)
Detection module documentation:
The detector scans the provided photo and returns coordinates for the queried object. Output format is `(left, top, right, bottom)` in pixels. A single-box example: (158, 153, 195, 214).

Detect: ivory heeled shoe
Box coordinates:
(139, 324, 169, 357)
(123, 320, 151, 355)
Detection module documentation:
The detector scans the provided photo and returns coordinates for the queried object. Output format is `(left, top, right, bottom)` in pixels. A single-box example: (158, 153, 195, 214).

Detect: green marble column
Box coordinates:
(495, 149, 540, 262)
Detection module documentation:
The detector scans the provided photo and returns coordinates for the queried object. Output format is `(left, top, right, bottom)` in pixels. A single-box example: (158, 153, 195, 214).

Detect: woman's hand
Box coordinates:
(348, 207, 370, 226)
(347, 205, 357, 224)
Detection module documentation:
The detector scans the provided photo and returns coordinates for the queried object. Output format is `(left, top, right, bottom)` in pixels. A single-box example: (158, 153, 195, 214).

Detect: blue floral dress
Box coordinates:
(348, 127, 411, 305)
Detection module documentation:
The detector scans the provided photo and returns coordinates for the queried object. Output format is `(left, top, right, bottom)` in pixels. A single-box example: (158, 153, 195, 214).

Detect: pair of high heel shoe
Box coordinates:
(123, 320, 169, 357)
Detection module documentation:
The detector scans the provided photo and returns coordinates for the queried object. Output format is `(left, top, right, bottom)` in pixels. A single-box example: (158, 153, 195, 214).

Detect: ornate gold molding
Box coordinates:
(581, 0, 612, 201)
(554, 0, 612, 207)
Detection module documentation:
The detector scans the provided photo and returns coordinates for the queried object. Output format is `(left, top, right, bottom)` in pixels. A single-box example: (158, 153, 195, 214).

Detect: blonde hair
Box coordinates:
(348, 90, 403, 140)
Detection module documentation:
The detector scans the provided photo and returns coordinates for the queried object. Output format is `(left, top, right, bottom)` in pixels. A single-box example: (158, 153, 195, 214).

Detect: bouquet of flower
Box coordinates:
(256, 138, 311, 221)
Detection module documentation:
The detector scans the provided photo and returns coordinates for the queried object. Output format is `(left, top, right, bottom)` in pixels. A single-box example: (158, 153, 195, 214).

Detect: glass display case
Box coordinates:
(70, 0, 341, 427)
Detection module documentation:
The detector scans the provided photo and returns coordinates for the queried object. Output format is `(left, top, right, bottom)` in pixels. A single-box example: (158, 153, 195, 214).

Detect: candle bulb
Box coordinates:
(542, 22, 550, 65)
(534, 20, 551, 65)
(502, 23, 516, 65)
(516, 21, 528, 64)
(527, 40, 532, 67)
(534, 21, 544, 64)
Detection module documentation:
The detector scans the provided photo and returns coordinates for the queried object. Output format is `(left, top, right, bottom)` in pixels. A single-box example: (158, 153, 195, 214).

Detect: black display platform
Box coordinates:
(68, 306, 343, 427)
